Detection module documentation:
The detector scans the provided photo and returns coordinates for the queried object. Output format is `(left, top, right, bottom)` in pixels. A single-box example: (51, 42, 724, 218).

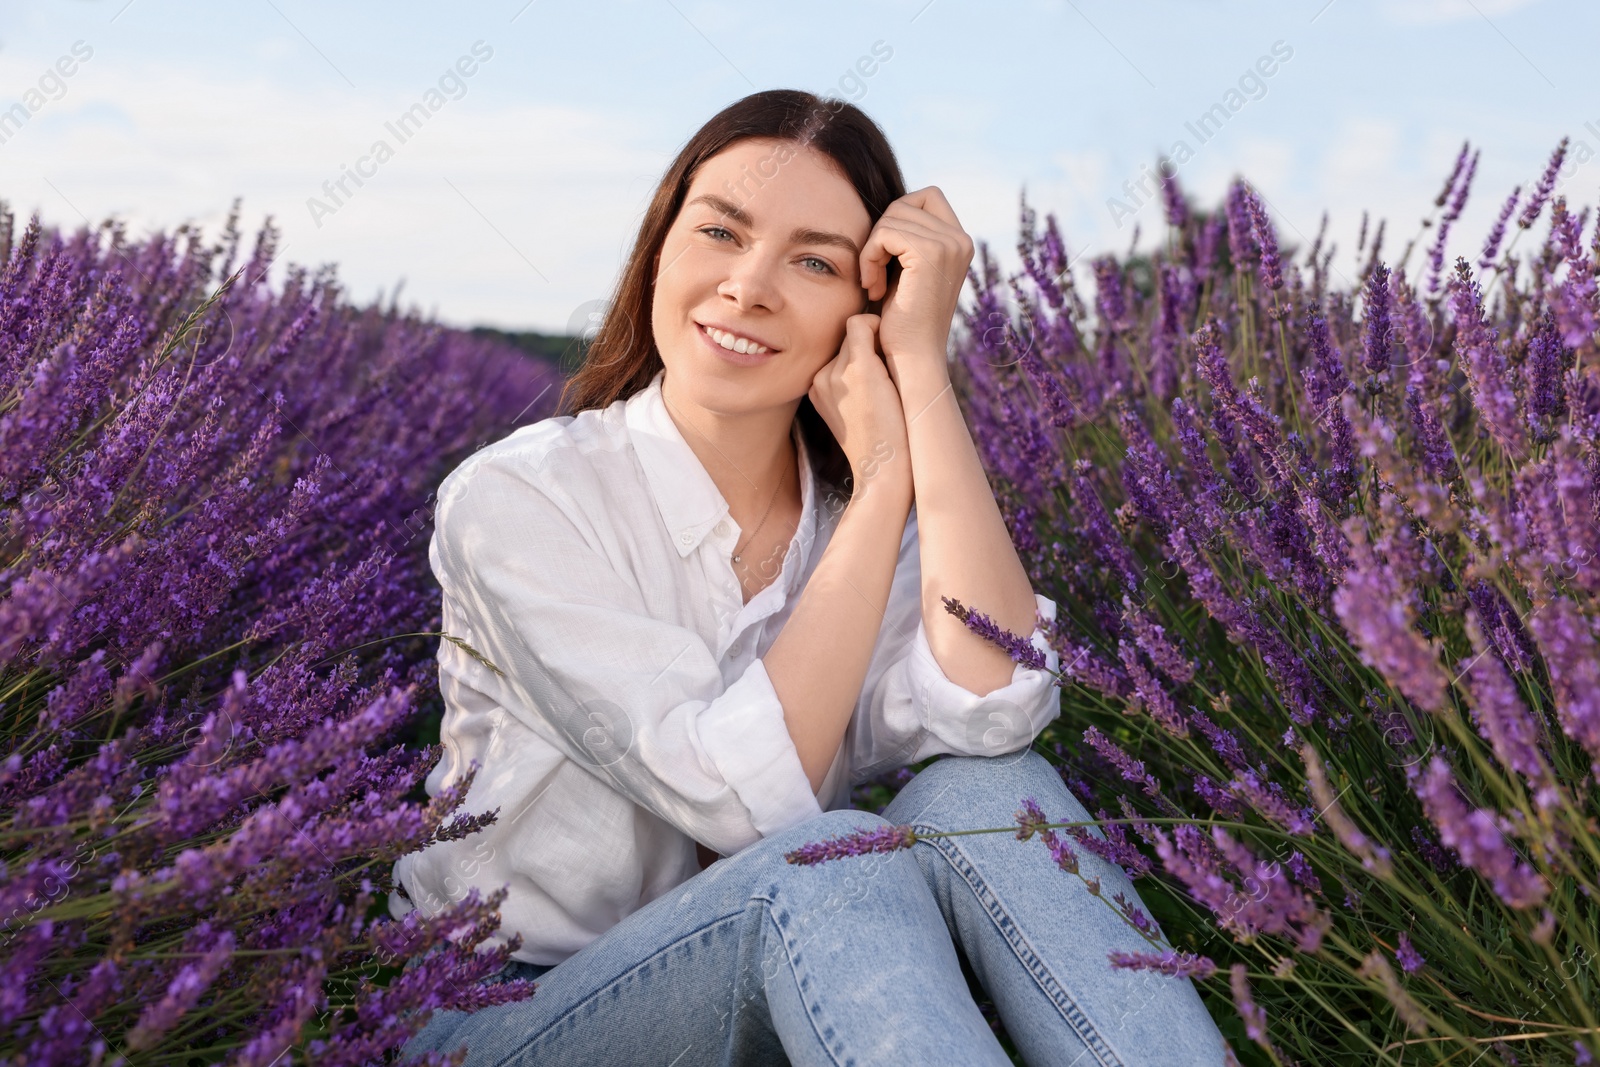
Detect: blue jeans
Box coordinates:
(399, 749, 1229, 1065)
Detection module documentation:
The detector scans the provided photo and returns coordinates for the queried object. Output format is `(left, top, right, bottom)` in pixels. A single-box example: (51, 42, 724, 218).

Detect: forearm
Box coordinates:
(763, 475, 913, 794)
(897, 362, 1039, 695)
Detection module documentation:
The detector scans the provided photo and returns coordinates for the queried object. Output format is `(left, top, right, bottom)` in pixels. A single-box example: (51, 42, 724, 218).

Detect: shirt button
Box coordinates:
(679, 531, 693, 544)
(729, 641, 742, 656)
(714, 520, 730, 537)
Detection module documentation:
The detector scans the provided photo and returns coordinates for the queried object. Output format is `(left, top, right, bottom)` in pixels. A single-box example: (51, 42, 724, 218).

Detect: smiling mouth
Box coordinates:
(698, 322, 774, 356)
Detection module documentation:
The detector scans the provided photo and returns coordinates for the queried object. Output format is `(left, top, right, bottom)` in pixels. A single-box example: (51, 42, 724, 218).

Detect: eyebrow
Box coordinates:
(685, 193, 862, 260)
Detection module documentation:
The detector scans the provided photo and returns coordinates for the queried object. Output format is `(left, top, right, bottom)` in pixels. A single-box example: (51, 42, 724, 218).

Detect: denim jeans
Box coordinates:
(399, 749, 1230, 1065)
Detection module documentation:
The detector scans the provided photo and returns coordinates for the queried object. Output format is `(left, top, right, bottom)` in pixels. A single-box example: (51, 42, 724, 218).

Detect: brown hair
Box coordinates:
(556, 88, 906, 503)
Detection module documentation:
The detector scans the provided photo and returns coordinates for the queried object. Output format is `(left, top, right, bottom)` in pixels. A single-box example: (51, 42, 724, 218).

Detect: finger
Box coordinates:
(897, 186, 962, 230)
(878, 201, 975, 258)
(841, 314, 880, 355)
(863, 221, 963, 294)
(861, 222, 941, 300)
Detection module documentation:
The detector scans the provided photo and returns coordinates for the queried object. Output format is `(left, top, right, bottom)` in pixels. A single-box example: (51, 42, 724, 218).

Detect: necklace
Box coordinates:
(731, 461, 789, 565)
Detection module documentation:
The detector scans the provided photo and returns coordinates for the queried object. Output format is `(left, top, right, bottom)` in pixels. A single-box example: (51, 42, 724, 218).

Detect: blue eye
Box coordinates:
(698, 226, 835, 276)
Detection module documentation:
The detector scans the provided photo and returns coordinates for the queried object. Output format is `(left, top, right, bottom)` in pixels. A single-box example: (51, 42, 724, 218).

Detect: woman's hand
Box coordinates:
(858, 186, 976, 387)
(807, 313, 911, 497)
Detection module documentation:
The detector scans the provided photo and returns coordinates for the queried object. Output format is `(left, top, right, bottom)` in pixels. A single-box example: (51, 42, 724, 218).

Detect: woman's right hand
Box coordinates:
(807, 313, 911, 498)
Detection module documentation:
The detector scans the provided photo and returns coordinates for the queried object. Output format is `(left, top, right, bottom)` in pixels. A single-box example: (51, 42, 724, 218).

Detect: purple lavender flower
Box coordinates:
(1517, 137, 1569, 229)
(1426, 147, 1479, 296)
(1409, 756, 1549, 908)
(1479, 186, 1521, 267)
(1246, 187, 1283, 292)
(940, 595, 1051, 672)
(785, 824, 918, 866)
(1434, 141, 1470, 209)
(1224, 180, 1258, 271)
(1461, 606, 1555, 801)
(1159, 165, 1189, 232)
(1108, 949, 1216, 979)
(1330, 520, 1451, 714)
(1403, 384, 1461, 485)
(1525, 595, 1600, 770)
(1093, 256, 1128, 333)
(1525, 309, 1569, 441)
(1362, 263, 1395, 378)
(1117, 639, 1190, 738)
(1230, 963, 1270, 1046)
(1448, 258, 1528, 458)
(1394, 930, 1425, 975)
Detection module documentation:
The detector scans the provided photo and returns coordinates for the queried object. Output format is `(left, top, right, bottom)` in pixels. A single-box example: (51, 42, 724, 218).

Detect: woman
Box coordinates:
(394, 89, 1228, 1065)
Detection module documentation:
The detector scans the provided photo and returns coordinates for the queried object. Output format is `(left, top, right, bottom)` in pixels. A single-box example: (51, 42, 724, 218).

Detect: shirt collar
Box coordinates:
(625, 368, 817, 567)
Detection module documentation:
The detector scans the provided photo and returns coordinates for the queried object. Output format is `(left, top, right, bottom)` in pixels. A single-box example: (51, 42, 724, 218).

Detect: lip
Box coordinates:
(697, 321, 778, 366)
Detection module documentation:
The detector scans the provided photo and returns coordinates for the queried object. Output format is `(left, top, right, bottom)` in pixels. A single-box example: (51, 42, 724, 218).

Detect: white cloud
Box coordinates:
(1, 54, 662, 330)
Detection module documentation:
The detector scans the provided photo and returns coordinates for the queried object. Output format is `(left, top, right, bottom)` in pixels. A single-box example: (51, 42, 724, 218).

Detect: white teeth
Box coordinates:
(704, 325, 768, 355)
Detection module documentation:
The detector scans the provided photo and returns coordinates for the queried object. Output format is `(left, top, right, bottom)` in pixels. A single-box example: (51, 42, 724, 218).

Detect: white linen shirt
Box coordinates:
(388, 367, 1063, 965)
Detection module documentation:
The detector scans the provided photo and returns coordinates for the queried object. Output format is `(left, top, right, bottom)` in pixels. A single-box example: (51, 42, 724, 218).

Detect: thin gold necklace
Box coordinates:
(731, 461, 789, 564)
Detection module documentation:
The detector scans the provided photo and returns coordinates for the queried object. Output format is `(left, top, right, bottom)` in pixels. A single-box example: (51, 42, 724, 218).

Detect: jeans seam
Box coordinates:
(760, 895, 854, 1067)
(910, 821, 1127, 1067)
(485, 906, 749, 1067)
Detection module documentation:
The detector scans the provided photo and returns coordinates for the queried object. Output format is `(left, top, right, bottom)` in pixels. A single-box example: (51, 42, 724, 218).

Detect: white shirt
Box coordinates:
(388, 367, 1062, 965)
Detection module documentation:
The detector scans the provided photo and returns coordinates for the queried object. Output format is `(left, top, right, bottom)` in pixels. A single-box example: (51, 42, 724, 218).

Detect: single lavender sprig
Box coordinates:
(1246, 187, 1283, 292)
(1425, 147, 1479, 296)
(1408, 756, 1549, 908)
(1362, 263, 1395, 378)
(1108, 949, 1217, 980)
(784, 824, 918, 865)
(1160, 166, 1189, 232)
(1230, 963, 1272, 1049)
(940, 595, 1051, 672)
(1395, 931, 1425, 975)
(1479, 185, 1521, 267)
(1518, 136, 1569, 229)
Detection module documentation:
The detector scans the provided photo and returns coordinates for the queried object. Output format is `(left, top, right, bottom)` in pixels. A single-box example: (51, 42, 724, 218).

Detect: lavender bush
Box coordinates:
(0, 199, 564, 1065)
(829, 139, 1599, 1066)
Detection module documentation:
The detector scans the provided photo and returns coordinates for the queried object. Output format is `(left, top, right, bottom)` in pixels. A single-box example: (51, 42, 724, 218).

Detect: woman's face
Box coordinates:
(650, 137, 872, 415)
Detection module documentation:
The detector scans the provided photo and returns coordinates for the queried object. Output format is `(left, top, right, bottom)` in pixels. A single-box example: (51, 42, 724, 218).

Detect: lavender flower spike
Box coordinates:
(785, 824, 918, 866)
(1247, 187, 1283, 291)
(1479, 185, 1520, 267)
(1108, 949, 1217, 980)
(1409, 755, 1549, 908)
(1395, 931, 1425, 975)
(941, 595, 1050, 672)
(1518, 136, 1569, 229)
(1362, 262, 1395, 377)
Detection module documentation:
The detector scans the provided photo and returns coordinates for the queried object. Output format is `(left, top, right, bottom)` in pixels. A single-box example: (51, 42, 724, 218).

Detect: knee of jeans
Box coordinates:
(898, 748, 1051, 814)
(768, 809, 896, 882)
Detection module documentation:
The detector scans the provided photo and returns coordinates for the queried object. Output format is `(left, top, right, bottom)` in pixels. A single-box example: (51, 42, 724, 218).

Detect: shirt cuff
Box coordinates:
(694, 657, 824, 837)
(911, 593, 1062, 752)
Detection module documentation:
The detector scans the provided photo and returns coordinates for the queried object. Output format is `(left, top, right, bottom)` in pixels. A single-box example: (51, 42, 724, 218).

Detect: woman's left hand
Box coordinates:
(859, 186, 975, 388)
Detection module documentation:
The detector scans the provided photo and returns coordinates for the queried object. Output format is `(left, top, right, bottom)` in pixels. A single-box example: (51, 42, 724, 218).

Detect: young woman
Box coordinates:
(394, 89, 1229, 1066)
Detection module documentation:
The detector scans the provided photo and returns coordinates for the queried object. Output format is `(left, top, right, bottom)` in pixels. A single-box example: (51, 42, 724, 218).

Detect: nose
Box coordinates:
(715, 245, 784, 313)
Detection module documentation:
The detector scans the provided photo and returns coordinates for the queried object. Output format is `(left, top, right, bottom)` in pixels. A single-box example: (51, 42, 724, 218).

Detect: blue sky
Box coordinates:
(0, 0, 1594, 332)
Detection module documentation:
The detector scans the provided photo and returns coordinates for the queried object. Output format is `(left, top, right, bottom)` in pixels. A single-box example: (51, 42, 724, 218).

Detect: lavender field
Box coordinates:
(0, 201, 560, 1066)
(922, 137, 1598, 1065)
(4, 132, 1599, 1066)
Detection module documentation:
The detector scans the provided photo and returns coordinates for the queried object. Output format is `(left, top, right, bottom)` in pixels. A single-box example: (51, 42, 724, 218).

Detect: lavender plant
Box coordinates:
(0, 199, 564, 1065)
(806, 141, 1600, 1066)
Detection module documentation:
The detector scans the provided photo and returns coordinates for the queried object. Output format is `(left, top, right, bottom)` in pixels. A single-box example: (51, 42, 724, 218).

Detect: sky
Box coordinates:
(0, 0, 1596, 334)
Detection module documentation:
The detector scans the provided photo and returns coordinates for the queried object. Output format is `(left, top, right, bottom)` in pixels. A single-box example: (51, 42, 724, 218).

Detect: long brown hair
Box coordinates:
(556, 88, 907, 503)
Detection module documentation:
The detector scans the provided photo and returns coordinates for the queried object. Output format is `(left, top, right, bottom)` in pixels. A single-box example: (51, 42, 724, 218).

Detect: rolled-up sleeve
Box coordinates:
(846, 507, 1062, 782)
(432, 448, 822, 856)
